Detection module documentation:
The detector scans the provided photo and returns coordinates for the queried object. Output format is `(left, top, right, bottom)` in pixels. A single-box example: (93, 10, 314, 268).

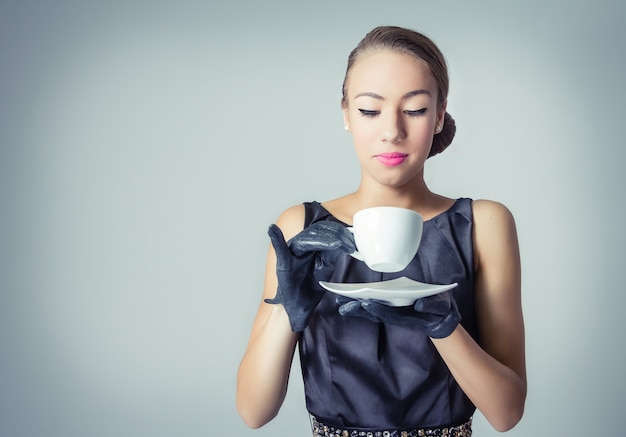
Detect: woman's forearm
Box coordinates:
(432, 326, 526, 432)
(236, 305, 298, 429)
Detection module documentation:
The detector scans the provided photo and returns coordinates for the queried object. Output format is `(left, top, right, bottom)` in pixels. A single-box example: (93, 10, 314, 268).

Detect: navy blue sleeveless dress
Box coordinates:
(298, 198, 478, 429)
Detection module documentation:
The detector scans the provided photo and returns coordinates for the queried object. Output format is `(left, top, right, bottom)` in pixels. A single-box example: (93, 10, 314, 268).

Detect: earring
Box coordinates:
(435, 124, 443, 134)
(344, 125, 350, 131)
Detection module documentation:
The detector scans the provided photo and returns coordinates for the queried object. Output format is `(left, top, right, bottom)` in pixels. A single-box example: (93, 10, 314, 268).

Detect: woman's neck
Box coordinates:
(322, 169, 454, 224)
(353, 172, 434, 210)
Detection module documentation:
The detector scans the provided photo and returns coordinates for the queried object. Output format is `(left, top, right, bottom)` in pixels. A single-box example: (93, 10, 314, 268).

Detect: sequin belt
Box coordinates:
(309, 414, 472, 437)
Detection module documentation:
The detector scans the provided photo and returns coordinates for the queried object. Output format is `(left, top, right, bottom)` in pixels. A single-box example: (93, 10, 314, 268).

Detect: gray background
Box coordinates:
(1, 0, 624, 436)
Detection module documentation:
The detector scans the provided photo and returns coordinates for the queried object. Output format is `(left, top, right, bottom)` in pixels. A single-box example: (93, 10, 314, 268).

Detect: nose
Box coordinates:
(381, 111, 405, 144)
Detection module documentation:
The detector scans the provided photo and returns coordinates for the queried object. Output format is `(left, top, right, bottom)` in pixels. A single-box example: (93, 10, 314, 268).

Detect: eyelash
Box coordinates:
(358, 108, 427, 118)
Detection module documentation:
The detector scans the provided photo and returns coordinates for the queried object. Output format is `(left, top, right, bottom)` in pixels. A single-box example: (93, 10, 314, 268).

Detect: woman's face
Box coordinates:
(343, 50, 445, 188)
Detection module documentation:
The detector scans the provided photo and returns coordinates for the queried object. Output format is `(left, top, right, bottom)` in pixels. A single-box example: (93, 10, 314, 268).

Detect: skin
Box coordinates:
(237, 50, 526, 432)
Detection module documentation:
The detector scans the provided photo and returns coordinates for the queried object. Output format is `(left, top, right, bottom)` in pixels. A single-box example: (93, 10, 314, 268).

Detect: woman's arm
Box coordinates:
(431, 200, 526, 432)
(236, 205, 305, 428)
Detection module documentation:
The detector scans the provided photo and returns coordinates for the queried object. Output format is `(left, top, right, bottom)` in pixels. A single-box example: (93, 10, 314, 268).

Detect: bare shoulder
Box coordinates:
(472, 199, 516, 226)
(275, 204, 306, 241)
(472, 199, 519, 267)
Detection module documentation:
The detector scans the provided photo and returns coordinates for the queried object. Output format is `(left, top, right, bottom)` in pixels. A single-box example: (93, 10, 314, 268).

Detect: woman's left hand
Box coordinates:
(337, 291, 461, 338)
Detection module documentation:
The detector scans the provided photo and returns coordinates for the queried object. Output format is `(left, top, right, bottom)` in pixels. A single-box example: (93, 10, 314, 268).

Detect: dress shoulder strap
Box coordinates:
(303, 201, 332, 227)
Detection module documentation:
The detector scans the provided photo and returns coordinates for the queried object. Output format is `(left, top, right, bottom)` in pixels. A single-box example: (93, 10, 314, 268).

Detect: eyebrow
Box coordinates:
(354, 89, 433, 100)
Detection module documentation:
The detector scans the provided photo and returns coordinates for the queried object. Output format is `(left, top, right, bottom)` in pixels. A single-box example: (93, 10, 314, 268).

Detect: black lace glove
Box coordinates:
(265, 221, 356, 332)
(337, 291, 461, 338)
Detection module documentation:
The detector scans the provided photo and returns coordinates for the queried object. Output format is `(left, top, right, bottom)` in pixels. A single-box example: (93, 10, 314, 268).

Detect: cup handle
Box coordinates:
(347, 227, 364, 261)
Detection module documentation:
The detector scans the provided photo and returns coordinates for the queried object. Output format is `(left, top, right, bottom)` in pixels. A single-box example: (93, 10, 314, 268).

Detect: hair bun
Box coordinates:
(429, 112, 456, 157)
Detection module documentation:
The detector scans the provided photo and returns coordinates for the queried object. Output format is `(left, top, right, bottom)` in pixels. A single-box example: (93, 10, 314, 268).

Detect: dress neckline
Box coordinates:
(314, 198, 467, 227)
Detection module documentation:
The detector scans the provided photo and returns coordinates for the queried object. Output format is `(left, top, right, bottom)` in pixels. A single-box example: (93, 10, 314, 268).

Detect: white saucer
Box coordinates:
(319, 276, 458, 307)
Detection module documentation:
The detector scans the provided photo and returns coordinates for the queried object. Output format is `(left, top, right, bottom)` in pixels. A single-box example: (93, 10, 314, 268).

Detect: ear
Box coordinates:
(437, 100, 447, 127)
(342, 107, 350, 132)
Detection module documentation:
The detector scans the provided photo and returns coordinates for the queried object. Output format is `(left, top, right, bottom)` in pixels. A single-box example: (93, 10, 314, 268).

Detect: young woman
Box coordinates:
(237, 26, 526, 436)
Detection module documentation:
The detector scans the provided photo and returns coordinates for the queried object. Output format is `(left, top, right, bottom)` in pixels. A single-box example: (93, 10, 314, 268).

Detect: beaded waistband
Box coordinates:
(309, 414, 472, 437)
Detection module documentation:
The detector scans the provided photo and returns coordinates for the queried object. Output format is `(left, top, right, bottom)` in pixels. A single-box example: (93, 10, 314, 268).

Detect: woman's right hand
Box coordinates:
(264, 221, 355, 332)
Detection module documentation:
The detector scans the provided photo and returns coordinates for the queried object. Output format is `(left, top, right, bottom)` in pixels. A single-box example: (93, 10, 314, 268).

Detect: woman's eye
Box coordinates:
(358, 109, 380, 117)
(405, 108, 427, 117)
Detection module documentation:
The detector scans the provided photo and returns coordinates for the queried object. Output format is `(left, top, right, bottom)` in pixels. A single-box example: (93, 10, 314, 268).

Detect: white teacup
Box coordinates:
(348, 207, 423, 273)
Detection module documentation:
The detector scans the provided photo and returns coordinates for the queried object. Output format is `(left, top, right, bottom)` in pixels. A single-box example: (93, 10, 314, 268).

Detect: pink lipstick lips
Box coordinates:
(375, 152, 409, 166)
